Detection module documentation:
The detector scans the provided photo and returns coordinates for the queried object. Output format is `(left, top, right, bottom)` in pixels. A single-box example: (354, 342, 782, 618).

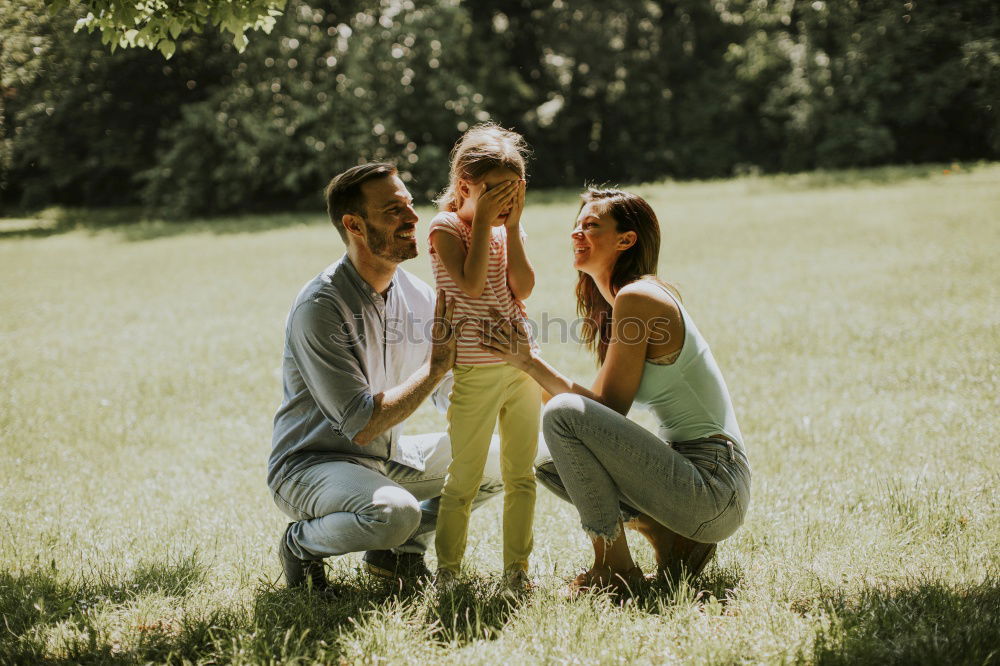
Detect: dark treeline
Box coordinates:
(2, 0, 997, 216)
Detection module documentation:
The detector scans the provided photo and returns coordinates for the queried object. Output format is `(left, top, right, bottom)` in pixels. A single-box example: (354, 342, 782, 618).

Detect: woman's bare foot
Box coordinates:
(566, 565, 645, 597)
(563, 521, 647, 597)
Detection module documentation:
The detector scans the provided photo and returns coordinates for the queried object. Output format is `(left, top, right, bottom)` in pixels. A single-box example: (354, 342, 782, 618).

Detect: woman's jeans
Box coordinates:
(537, 394, 751, 544)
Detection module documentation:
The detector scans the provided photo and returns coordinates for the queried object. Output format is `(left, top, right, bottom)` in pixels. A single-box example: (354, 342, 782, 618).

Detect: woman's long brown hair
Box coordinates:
(575, 188, 677, 364)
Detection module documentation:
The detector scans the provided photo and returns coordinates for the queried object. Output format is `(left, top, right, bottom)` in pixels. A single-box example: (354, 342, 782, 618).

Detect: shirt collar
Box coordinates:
(339, 255, 397, 301)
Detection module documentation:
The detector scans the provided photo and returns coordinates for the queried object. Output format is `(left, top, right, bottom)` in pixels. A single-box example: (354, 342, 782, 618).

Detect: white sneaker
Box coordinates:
(434, 567, 458, 594)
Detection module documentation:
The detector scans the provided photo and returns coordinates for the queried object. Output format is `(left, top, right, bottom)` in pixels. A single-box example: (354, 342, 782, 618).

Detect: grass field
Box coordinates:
(1, 164, 998, 664)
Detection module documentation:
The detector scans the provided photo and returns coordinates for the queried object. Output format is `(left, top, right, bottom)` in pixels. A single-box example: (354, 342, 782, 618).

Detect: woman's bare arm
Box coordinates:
(479, 283, 678, 415)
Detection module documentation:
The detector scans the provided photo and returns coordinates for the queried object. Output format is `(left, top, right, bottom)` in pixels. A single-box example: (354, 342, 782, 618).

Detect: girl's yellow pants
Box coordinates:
(435, 363, 540, 573)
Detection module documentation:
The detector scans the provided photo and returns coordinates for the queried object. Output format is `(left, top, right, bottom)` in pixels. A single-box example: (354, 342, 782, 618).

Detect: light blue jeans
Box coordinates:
(273, 433, 504, 561)
(536, 394, 751, 544)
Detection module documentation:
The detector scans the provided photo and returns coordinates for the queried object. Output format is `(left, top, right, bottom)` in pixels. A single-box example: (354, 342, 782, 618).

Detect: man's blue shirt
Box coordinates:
(268, 256, 437, 491)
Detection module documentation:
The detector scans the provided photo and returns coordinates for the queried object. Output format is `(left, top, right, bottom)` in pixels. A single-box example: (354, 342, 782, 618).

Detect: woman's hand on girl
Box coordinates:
(479, 307, 534, 370)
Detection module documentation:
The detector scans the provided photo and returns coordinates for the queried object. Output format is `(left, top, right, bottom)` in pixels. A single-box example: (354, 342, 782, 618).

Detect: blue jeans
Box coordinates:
(535, 394, 751, 544)
(273, 432, 504, 560)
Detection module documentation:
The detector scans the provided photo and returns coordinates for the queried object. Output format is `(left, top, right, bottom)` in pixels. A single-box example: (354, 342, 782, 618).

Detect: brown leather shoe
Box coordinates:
(363, 550, 431, 583)
(279, 524, 338, 598)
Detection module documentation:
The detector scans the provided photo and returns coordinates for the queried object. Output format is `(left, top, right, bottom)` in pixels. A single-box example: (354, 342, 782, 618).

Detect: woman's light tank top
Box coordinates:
(632, 289, 745, 448)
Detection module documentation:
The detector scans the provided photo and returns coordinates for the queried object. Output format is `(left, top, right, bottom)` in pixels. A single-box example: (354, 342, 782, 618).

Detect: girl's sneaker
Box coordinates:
(504, 568, 535, 596)
(434, 567, 458, 594)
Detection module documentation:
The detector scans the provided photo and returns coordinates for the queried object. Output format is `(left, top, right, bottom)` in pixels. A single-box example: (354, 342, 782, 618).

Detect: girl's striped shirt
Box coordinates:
(428, 211, 534, 365)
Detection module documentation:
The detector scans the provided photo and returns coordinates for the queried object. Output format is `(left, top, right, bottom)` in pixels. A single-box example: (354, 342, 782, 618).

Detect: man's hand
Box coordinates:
(430, 289, 457, 376)
(352, 290, 457, 446)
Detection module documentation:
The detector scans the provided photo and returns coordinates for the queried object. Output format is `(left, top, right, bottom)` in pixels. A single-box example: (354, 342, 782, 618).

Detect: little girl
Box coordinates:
(429, 123, 540, 593)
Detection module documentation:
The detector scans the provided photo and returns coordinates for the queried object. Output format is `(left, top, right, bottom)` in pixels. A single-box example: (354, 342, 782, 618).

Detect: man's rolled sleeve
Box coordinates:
(288, 300, 373, 441)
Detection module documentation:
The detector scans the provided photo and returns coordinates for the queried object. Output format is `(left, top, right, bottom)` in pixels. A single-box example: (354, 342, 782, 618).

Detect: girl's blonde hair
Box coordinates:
(436, 123, 529, 212)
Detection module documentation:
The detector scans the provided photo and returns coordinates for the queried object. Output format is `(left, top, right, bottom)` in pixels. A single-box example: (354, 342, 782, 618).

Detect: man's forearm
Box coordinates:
(352, 362, 447, 445)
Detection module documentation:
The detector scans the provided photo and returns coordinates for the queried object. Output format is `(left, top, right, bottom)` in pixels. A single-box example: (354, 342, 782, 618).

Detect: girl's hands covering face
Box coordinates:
(472, 179, 517, 227)
(503, 179, 526, 230)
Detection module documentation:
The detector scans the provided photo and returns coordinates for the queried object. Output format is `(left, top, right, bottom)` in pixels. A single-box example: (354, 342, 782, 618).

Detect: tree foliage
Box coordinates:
(66, 0, 286, 56)
(2, 0, 997, 216)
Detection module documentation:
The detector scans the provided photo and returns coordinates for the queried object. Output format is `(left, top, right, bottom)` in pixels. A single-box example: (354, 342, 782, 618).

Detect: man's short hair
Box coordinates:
(324, 163, 398, 241)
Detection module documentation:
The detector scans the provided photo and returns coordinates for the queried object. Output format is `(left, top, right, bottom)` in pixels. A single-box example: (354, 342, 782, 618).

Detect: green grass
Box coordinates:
(1, 163, 998, 664)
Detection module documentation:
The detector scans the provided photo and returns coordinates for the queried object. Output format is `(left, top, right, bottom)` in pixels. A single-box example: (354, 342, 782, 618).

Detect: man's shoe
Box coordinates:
(280, 524, 338, 598)
(363, 550, 431, 582)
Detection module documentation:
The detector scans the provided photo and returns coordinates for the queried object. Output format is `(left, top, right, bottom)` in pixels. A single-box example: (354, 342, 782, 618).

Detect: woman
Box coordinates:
(480, 188, 751, 594)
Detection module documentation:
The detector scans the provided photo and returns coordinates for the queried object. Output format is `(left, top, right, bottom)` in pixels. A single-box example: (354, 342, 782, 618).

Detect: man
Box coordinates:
(268, 162, 504, 594)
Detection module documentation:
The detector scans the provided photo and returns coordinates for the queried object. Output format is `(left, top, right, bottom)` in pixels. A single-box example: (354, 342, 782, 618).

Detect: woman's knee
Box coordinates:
(541, 393, 588, 438)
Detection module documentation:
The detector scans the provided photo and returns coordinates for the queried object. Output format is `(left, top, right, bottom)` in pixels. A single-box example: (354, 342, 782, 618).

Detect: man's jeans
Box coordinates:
(272, 432, 504, 560)
(535, 394, 751, 544)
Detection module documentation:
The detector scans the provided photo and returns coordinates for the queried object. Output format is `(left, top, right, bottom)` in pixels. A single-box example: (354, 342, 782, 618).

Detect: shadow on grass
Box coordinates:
(425, 576, 523, 645)
(738, 162, 959, 193)
(246, 571, 524, 657)
(5, 554, 994, 664)
(1, 563, 524, 664)
(0, 206, 325, 242)
(113, 213, 327, 242)
(525, 162, 987, 205)
(605, 565, 999, 665)
(606, 560, 748, 615)
(3, 161, 991, 243)
(0, 551, 210, 664)
(0, 554, 376, 665)
(248, 573, 424, 641)
(810, 575, 1000, 665)
(704, 161, 988, 198)
(0, 207, 146, 240)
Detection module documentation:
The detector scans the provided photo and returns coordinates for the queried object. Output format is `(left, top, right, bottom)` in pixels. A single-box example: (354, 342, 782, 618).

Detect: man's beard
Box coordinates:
(367, 224, 418, 263)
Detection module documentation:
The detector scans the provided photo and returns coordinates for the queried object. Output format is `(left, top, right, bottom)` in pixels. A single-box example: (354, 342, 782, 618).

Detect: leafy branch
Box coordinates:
(57, 0, 287, 57)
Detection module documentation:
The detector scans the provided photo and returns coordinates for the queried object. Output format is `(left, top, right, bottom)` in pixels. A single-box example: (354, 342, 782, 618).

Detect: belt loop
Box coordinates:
(727, 440, 735, 463)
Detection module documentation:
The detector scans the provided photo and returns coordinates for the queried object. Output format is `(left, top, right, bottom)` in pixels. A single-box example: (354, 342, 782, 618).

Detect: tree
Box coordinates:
(2, 0, 233, 209)
(1, 0, 51, 189)
(4, 0, 996, 215)
(138, 0, 491, 214)
(63, 0, 286, 57)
